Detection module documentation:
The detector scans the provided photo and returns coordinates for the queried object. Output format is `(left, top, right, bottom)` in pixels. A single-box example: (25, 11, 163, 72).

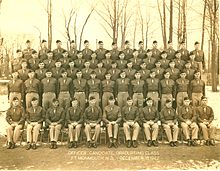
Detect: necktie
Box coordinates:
(166, 80, 169, 85)
(135, 59, 137, 63)
(40, 70, 43, 74)
(157, 69, 160, 74)
(107, 80, 109, 85)
(86, 69, 88, 73)
(186, 107, 189, 112)
(34, 108, 36, 113)
(13, 108, 16, 113)
(122, 79, 124, 83)
(137, 80, 140, 85)
(78, 80, 81, 84)
(128, 107, 131, 112)
(54, 109, 56, 114)
(47, 79, 50, 83)
(12, 80, 15, 84)
(30, 79, 32, 85)
(110, 107, 113, 111)
(152, 79, 154, 83)
(203, 107, 206, 113)
(112, 70, 115, 74)
(168, 110, 171, 114)
(182, 79, 184, 84)
(92, 79, 95, 84)
(64, 79, 66, 84)
(99, 69, 101, 73)
(187, 70, 189, 75)
(74, 109, 76, 114)
(149, 108, 151, 113)
(92, 107, 94, 113)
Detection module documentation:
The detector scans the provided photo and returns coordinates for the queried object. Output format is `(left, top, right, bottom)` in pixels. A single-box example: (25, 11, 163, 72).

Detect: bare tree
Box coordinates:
(201, 0, 207, 51)
(169, 0, 173, 42)
(47, 0, 52, 50)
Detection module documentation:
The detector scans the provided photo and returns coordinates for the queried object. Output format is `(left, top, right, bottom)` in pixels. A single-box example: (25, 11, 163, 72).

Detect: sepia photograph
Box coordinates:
(0, 0, 219, 170)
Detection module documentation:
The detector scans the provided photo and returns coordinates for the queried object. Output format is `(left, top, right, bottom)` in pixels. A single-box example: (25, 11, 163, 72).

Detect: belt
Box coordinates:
(60, 91, 69, 93)
(44, 92, 55, 94)
(75, 92, 85, 94)
(148, 91, 158, 93)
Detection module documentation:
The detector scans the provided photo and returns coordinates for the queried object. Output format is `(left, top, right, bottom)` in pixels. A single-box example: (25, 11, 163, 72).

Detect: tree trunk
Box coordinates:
(182, 0, 187, 42)
(47, 0, 52, 50)
(201, 0, 207, 51)
(163, 0, 167, 49)
(169, 0, 173, 42)
(113, 0, 117, 43)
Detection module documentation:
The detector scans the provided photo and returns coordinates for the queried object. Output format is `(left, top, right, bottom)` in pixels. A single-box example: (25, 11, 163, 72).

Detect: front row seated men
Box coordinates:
(5, 95, 216, 149)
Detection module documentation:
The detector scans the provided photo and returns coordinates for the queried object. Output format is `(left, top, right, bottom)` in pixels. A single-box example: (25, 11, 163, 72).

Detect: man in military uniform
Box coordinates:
(6, 97, 25, 149)
(94, 61, 107, 81)
(18, 59, 30, 82)
(26, 97, 45, 150)
(183, 62, 195, 81)
(108, 61, 121, 81)
(137, 41, 146, 59)
(115, 71, 131, 109)
(57, 70, 72, 110)
(89, 52, 99, 70)
(75, 51, 85, 70)
(131, 71, 146, 107)
(146, 71, 160, 109)
(38, 40, 50, 60)
(46, 98, 65, 149)
(11, 49, 22, 72)
(28, 50, 40, 71)
(122, 97, 140, 148)
(166, 41, 176, 60)
(140, 97, 159, 147)
(175, 72, 190, 108)
(82, 40, 93, 61)
(51, 60, 63, 80)
(82, 61, 93, 80)
(159, 51, 170, 70)
(101, 73, 115, 110)
(103, 96, 122, 148)
(130, 49, 142, 70)
(22, 40, 34, 61)
(41, 70, 57, 110)
(35, 61, 47, 81)
(165, 61, 180, 81)
(177, 97, 198, 146)
(116, 51, 127, 70)
(66, 98, 83, 148)
(43, 50, 56, 69)
(95, 41, 107, 61)
(102, 50, 112, 71)
(123, 40, 133, 61)
(139, 62, 150, 80)
(84, 96, 102, 148)
(159, 71, 176, 109)
(151, 61, 165, 80)
(24, 70, 41, 108)
(67, 60, 77, 80)
(8, 71, 24, 104)
(173, 51, 186, 71)
(53, 40, 66, 60)
(196, 96, 216, 146)
(188, 52, 199, 70)
(69, 40, 78, 60)
(151, 40, 161, 60)
(189, 71, 205, 106)
(160, 99, 179, 147)
(87, 71, 101, 106)
(60, 50, 70, 69)
(190, 41, 205, 73)
(143, 49, 156, 70)
(110, 42, 120, 61)
(123, 61, 136, 80)
(179, 41, 189, 61)
(72, 70, 87, 111)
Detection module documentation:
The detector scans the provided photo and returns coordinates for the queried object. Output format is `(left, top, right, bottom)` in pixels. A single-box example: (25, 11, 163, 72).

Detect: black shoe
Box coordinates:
(68, 141, 73, 148)
(93, 143, 97, 148)
(113, 141, 118, 148)
(32, 143, 37, 150)
(53, 142, 57, 149)
(73, 141, 78, 148)
(169, 141, 174, 147)
(108, 142, 113, 148)
(205, 140, 210, 146)
(87, 141, 92, 148)
(191, 140, 197, 146)
(209, 139, 215, 146)
(127, 140, 132, 148)
(147, 140, 152, 147)
(132, 140, 138, 148)
(11, 142, 15, 149)
(173, 141, 178, 147)
(26, 142, 32, 150)
(7, 142, 12, 149)
(152, 140, 158, 147)
(50, 141, 54, 149)
(187, 139, 191, 146)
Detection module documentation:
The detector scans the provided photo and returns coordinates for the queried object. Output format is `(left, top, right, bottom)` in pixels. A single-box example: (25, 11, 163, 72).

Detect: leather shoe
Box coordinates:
(50, 141, 54, 149)
(205, 140, 210, 146)
(191, 140, 197, 146)
(209, 139, 215, 146)
(132, 140, 138, 148)
(7, 142, 12, 149)
(169, 141, 174, 147)
(152, 140, 158, 147)
(73, 141, 78, 148)
(173, 141, 178, 147)
(87, 141, 92, 148)
(68, 141, 73, 148)
(147, 140, 152, 147)
(113, 142, 118, 148)
(108, 142, 113, 148)
(127, 140, 131, 148)
(93, 143, 97, 148)
(11, 142, 15, 149)
(26, 142, 32, 150)
(53, 142, 57, 149)
(187, 139, 191, 146)
(32, 143, 37, 150)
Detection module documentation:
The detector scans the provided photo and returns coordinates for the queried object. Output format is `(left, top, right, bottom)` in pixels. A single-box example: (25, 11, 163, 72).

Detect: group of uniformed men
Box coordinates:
(5, 39, 216, 150)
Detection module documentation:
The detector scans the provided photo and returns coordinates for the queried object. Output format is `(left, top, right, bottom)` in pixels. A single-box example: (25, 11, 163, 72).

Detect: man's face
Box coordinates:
(127, 100, 133, 106)
(112, 44, 117, 49)
(47, 52, 53, 59)
(112, 63, 117, 68)
(105, 74, 111, 79)
(189, 55, 195, 60)
(183, 99, 190, 106)
(12, 72, 18, 78)
(150, 72, 156, 78)
(89, 99, 96, 106)
(31, 100, 38, 107)
(161, 53, 167, 59)
(135, 73, 141, 79)
(84, 62, 90, 68)
(28, 72, 35, 78)
(185, 63, 191, 69)
(146, 100, 153, 106)
(91, 53, 97, 58)
(119, 53, 125, 59)
(109, 100, 115, 106)
(140, 63, 146, 69)
(169, 62, 175, 68)
(139, 43, 144, 49)
(46, 72, 52, 77)
(201, 99, 207, 106)
(194, 72, 200, 79)
(99, 43, 104, 49)
(120, 72, 126, 78)
(153, 43, 157, 48)
(32, 53, 38, 59)
(26, 42, 31, 48)
(181, 43, 186, 49)
(125, 43, 130, 49)
(12, 100, 19, 107)
(133, 51, 138, 56)
(38, 63, 45, 69)
(69, 62, 75, 67)
(147, 51, 152, 57)
(168, 43, 173, 48)
(17, 52, 23, 58)
(62, 72, 67, 77)
(71, 100, 78, 107)
(21, 62, 27, 68)
(55, 62, 62, 67)
(63, 52, 68, 58)
(57, 42, 62, 48)
(195, 43, 200, 49)
(84, 42, 89, 48)
(90, 74, 96, 79)
(164, 72, 170, 79)
(175, 53, 181, 59)
(105, 52, 111, 59)
(70, 42, 76, 48)
(155, 63, 161, 67)
(77, 53, 83, 58)
(180, 73, 186, 78)
(166, 102, 172, 108)
(76, 72, 82, 78)
(97, 63, 103, 68)
(42, 42, 47, 48)
(127, 63, 132, 68)
(53, 101, 59, 107)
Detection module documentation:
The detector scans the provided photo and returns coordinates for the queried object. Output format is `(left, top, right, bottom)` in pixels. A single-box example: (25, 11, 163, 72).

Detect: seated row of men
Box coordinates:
(6, 95, 215, 150)
(9, 61, 205, 113)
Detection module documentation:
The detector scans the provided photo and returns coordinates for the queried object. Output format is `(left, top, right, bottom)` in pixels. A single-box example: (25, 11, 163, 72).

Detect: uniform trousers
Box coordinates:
(123, 122, 140, 141)
(199, 122, 216, 140)
(117, 92, 129, 109)
(68, 124, 82, 142)
(162, 121, 179, 142)
(27, 122, 42, 143)
(181, 122, 198, 140)
(49, 124, 62, 142)
(143, 122, 159, 141)
(6, 122, 23, 143)
(84, 123, 101, 142)
(42, 92, 56, 110)
(106, 123, 119, 139)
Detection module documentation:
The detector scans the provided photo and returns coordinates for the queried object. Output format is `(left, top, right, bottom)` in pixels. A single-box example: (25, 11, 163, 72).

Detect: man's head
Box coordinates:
(180, 72, 186, 78)
(98, 41, 104, 49)
(16, 49, 23, 58)
(194, 41, 200, 50)
(108, 96, 115, 106)
(84, 40, 89, 48)
(55, 60, 62, 68)
(11, 71, 19, 79)
(62, 50, 69, 58)
(164, 71, 170, 79)
(194, 70, 201, 79)
(183, 97, 191, 106)
(152, 40, 158, 48)
(139, 41, 144, 49)
(124, 40, 130, 49)
(76, 70, 82, 78)
(150, 71, 156, 78)
(146, 49, 152, 57)
(28, 70, 35, 79)
(201, 96, 208, 106)
(12, 97, 20, 107)
(32, 50, 38, 59)
(112, 42, 117, 49)
(31, 97, 39, 107)
(165, 99, 172, 108)
(135, 72, 141, 79)
(120, 71, 126, 78)
(26, 40, 31, 48)
(56, 40, 62, 48)
(89, 96, 96, 106)
(105, 50, 111, 59)
(47, 51, 53, 59)
(127, 97, 133, 106)
(90, 71, 96, 79)
(161, 51, 167, 59)
(105, 73, 111, 80)
(52, 98, 59, 108)
(61, 69, 68, 78)
(146, 97, 153, 106)
(45, 70, 52, 78)
(119, 51, 125, 59)
(71, 97, 78, 107)
(167, 40, 173, 49)
(38, 61, 45, 69)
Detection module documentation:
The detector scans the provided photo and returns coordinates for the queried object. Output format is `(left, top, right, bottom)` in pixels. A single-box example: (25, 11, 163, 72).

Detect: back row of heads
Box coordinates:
(26, 39, 200, 47)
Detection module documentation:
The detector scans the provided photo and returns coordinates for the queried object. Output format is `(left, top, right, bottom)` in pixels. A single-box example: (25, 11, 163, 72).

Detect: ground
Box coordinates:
(0, 85, 220, 170)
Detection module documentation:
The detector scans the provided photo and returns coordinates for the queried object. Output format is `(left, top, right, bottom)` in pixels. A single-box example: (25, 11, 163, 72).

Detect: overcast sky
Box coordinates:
(0, 0, 206, 51)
